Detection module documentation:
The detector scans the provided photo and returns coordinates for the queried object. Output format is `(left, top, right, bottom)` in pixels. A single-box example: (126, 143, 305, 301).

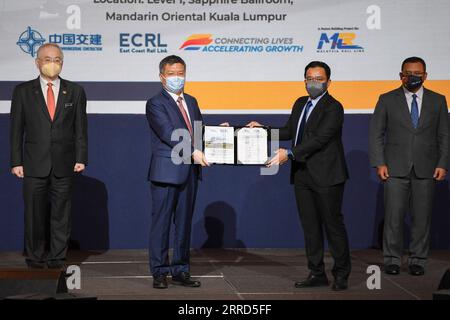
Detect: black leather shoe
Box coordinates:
(26, 260, 46, 269)
(384, 264, 400, 275)
(153, 275, 168, 289)
(408, 264, 425, 276)
(332, 277, 348, 291)
(171, 272, 201, 287)
(295, 274, 329, 288)
(47, 260, 66, 269)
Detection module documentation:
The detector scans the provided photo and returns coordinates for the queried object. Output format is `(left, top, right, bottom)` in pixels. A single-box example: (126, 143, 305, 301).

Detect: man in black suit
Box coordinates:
(370, 57, 449, 276)
(10, 43, 88, 269)
(248, 61, 351, 291)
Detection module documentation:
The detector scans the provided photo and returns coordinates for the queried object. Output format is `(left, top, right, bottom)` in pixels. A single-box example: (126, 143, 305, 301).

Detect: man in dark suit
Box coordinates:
(146, 55, 214, 289)
(247, 61, 351, 291)
(370, 57, 449, 276)
(10, 43, 88, 269)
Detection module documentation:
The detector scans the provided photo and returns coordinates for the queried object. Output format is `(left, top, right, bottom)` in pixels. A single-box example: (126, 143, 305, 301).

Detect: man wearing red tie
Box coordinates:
(10, 43, 88, 269)
(146, 56, 211, 289)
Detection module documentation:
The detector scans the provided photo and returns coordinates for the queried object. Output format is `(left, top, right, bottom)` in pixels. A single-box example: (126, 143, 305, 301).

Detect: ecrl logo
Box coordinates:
(317, 33, 363, 50)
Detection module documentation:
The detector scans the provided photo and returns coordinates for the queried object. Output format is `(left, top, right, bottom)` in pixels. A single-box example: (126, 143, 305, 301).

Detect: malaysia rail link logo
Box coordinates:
(179, 34, 303, 53)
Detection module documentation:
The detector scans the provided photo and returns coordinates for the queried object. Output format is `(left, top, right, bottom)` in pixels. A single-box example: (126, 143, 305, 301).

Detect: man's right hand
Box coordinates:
(11, 166, 24, 178)
(377, 165, 389, 181)
(246, 121, 263, 128)
(192, 150, 210, 167)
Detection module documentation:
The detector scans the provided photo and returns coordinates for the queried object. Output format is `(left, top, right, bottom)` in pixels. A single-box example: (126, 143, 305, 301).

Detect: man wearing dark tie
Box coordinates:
(370, 57, 449, 276)
(10, 43, 88, 269)
(247, 61, 351, 291)
(146, 55, 210, 289)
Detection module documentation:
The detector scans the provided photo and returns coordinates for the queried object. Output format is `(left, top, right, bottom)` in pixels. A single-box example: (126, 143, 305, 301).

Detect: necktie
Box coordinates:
(295, 100, 313, 146)
(176, 96, 193, 136)
(411, 94, 419, 129)
(47, 83, 56, 121)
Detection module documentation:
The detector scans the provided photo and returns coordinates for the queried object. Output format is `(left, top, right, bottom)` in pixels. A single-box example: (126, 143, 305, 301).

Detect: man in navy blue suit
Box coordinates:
(146, 55, 211, 289)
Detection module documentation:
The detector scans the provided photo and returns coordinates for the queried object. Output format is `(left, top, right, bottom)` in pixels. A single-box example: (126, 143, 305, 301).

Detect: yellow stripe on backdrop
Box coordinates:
(185, 80, 450, 111)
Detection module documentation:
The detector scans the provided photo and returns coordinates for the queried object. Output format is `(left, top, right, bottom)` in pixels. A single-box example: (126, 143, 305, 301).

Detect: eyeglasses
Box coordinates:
(40, 57, 63, 64)
(305, 77, 327, 82)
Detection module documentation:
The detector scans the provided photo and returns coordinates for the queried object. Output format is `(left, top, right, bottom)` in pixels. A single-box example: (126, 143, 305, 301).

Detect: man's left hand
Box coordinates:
(433, 168, 447, 181)
(266, 148, 288, 167)
(74, 163, 85, 173)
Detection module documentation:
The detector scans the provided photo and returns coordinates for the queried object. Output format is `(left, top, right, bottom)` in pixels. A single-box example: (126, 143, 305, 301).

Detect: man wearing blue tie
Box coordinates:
(247, 61, 351, 291)
(146, 55, 210, 289)
(370, 57, 449, 276)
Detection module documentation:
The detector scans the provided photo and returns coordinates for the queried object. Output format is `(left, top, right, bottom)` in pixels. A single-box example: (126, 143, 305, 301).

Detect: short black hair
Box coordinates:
(304, 61, 331, 80)
(159, 55, 186, 74)
(401, 56, 426, 72)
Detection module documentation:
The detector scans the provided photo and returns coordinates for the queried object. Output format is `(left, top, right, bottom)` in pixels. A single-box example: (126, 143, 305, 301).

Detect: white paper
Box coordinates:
(204, 126, 235, 164)
(236, 128, 268, 165)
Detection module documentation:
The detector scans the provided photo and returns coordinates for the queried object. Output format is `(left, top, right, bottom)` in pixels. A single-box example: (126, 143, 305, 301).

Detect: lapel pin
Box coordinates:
(63, 91, 67, 95)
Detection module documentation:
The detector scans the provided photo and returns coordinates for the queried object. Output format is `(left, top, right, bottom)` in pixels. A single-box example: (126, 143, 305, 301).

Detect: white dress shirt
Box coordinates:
(39, 76, 60, 106)
(294, 90, 328, 143)
(166, 90, 192, 123)
(403, 85, 424, 117)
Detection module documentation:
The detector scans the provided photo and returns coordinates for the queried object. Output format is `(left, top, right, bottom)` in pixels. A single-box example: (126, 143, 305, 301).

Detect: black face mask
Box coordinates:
(404, 75, 423, 91)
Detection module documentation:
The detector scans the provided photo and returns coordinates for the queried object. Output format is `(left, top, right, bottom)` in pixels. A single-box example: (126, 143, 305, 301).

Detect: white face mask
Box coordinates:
(41, 62, 62, 78)
(163, 75, 185, 94)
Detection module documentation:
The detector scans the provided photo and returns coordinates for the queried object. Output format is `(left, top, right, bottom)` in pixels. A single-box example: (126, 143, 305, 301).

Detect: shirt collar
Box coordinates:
(40, 75, 60, 89)
(307, 90, 328, 106)
(403, 85, 424, 100)
(165, 89, 185, 102)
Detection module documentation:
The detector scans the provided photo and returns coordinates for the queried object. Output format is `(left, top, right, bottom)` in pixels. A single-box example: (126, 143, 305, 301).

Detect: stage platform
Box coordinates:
(0, 249, 448, 300)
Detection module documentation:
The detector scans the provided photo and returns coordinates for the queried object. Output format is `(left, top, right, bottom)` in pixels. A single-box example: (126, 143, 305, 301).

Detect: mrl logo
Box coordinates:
(119, 33, 167, 54)
(317, 32, 364, 53)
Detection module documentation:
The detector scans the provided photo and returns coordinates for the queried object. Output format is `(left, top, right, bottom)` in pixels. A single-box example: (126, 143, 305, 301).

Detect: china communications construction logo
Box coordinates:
(17, 26, 103, 57)
(16, 26, 46, 58)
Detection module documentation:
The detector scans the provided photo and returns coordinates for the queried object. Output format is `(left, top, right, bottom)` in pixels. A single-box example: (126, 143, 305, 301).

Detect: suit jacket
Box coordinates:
(279, 92, 349, 187)
(10, 77, 88, 177)
(146, 89, 203, 185)
(369, 86, 450, 178)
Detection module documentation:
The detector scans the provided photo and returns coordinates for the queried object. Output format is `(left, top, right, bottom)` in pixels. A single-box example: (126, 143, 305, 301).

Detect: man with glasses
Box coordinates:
(370, 57, 449, 276)
(247, 61, 351, 291)
(10, 43, 88, 269)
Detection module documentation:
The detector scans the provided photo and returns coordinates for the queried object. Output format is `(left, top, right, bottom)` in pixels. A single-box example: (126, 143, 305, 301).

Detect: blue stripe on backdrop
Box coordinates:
(0, 81, 162, 101)
(0, 114, 449, 251)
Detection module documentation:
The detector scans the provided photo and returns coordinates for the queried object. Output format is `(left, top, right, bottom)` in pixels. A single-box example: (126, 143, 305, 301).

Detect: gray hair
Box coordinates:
(36, 43, 64, 60)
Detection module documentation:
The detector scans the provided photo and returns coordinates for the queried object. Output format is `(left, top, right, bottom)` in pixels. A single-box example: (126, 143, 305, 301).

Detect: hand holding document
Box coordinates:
(246, 121, 263, 128)
(265, 148, 288, 167)
(192, 149, 210, 167)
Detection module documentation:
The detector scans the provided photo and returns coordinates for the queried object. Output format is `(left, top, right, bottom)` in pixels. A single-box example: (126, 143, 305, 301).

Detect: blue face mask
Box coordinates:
(164, 76, 185, 93)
